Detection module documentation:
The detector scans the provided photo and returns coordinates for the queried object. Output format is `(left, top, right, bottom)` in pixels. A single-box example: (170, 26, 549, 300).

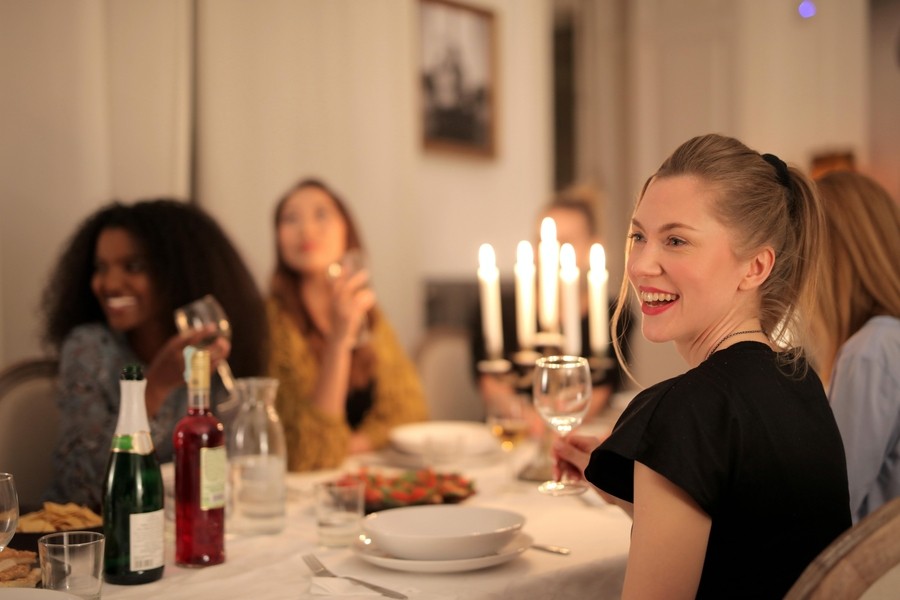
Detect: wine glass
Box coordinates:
(486, 394, 530, 486)
(532, 355, 591, 496)
(486, 395, 529, 453)
(327, 249, 371, 347)
(0, 473, 19, 551)
(174, 294, 234, 393)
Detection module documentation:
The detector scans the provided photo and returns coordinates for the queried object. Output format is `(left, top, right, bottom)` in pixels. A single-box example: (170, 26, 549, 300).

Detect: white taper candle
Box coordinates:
(514, 241, 536, 350)
(560, 243, 581, 356)
(477, 243, 504, 359)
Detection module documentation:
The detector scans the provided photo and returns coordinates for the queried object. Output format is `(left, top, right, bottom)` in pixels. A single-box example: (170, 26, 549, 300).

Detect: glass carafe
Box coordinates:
(227, 378, 287, 534)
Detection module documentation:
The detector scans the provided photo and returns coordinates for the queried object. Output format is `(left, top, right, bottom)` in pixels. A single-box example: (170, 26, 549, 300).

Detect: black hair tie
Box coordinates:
(761, 153, 791, 189)
(761, 152, 797, 215)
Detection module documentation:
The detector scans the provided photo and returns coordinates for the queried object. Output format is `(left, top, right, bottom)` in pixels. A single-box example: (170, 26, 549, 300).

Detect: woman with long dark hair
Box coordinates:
(41, 199, 267, 508)
(268, 178, 427, 471)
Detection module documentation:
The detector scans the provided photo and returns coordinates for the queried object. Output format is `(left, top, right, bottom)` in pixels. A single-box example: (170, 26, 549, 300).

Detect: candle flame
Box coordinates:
(478, 243, 496, 269)
(590, 243, 606, 272)
(516, 240, 533, 264)
(540, 217, 557, 242)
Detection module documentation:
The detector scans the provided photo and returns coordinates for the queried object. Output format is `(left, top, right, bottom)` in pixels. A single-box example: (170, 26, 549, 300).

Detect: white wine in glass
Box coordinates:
(0, 473, 19, 551)
(532, 356, 591, 496)
(486, 395, 529, 452)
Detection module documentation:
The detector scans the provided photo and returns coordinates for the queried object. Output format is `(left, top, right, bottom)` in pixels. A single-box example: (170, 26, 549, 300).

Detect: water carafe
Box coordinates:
(227, 378, 287, 534)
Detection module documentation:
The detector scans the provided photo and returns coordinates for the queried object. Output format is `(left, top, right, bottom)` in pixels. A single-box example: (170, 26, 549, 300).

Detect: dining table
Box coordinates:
(101, 404, 633, 600)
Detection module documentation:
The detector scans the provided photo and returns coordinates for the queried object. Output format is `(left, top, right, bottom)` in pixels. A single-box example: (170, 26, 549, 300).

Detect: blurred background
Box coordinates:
(1, 0, 897, 387)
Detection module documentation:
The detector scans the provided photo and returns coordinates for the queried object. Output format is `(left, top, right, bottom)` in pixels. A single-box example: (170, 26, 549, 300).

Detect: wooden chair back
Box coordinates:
(0, 358, 60, 510)
(785, 497, 900, 599)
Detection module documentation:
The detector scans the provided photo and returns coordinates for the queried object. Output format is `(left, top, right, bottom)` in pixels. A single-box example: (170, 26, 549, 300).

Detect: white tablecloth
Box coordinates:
(103, 435, 631, 600)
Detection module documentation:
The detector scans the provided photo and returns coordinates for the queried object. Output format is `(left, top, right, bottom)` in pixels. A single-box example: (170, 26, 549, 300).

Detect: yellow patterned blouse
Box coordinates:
(266, 298, 428, 471)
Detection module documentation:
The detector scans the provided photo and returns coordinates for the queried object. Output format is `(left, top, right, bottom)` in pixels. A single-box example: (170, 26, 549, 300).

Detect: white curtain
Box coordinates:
(0, 0, 192, 364)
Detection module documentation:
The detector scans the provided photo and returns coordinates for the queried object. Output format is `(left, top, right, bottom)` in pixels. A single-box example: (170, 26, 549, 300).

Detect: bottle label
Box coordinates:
(200, 446, 227, 510)
(129, 509, 164, 571)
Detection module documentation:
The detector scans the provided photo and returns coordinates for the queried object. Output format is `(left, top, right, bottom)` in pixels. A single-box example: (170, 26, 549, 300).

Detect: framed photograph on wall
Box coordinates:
(419, 0, 497, 157)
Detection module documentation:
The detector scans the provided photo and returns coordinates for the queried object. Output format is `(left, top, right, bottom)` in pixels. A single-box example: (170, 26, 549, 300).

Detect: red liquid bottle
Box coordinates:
(173, 347, 226, 567)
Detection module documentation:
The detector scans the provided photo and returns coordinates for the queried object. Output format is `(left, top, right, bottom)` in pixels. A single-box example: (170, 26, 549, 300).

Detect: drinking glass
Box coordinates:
(0, 473, 18, 551)
(314, 480, 364, 547)
(327, 250, 371, 347)
(174, 294, 234, 393)
(532, 355, 591, 495)
(39, 531, 105, 600)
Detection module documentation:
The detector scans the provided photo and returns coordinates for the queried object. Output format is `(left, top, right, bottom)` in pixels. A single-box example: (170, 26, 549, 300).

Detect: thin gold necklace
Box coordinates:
(706, 329, 766, 360)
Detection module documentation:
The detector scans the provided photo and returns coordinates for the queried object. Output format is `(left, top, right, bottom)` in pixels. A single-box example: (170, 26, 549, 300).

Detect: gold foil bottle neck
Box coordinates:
(184, 346, 211, 390)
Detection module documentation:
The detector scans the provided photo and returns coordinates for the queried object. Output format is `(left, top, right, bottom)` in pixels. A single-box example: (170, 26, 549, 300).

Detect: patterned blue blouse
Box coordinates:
(43, 323, 226, 510)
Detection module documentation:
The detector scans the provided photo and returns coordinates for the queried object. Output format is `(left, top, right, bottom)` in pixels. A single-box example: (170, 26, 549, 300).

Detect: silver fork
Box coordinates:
(302, 553, 408, 599)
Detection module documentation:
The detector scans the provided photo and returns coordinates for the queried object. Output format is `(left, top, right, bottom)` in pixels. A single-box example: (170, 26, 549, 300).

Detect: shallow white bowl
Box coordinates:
(361, 505, 525, 561)
(389, 421, 497, 459)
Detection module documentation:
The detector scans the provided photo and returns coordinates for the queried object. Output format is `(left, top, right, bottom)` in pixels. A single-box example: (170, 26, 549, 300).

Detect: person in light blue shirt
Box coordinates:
(812, 171, 900, 523)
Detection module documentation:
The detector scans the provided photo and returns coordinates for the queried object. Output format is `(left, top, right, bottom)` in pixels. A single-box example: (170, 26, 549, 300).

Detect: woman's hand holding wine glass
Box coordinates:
(327, 251, 375, 349)
(173, 295, 234, 393)
(0, 473, 19, 551)
(532, 356, 592, 496)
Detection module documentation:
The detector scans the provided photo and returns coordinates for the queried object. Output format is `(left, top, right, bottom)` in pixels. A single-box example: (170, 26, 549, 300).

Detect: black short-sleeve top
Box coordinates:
(585, 342, 851, 599)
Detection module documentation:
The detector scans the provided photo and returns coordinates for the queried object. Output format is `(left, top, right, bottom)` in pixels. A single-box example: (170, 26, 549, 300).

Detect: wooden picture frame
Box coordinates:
(419, 0, 497, 158)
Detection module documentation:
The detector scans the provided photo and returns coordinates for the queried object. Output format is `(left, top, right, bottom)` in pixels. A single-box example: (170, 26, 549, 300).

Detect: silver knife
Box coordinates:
(341, 575, 408, 599)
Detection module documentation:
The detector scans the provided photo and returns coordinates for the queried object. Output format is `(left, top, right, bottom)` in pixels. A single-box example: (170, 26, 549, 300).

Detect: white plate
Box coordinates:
(0, 590, 81, 599)
(389, 421, 497, 458)
(353, 532, 532, 573)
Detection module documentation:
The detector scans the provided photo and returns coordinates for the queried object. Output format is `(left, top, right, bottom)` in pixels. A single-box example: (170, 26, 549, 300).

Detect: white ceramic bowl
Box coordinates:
(389, 421, 497, 460)
(361, 505, 525, 561)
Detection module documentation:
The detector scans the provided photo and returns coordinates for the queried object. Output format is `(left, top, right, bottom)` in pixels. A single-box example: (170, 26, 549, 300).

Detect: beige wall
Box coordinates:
(195, 0, 553, 353)
(0, 0, 192, 366)
(0, 0, 551, 365)
(0, 0, 880, 389)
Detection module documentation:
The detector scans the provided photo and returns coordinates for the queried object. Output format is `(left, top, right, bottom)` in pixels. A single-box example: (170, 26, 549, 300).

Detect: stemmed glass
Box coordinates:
(327, 249, 371, 347)
(532, 356, 591, 496)
(0, 473, 19, 551)
(174, 294, 234, 393)
(486, 394, 530, 482)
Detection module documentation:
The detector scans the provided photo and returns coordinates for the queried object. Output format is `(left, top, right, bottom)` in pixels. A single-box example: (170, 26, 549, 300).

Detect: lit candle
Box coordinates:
(559, 243, 581, 356)
(588, 243, 610, 356)
(538, 217, 560, 333)
(477, 243, 504, 360)
(514, 241, 536, 350)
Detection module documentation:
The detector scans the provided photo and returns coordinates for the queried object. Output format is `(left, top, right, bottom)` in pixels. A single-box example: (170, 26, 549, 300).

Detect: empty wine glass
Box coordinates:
(0, 473, 19, 551)
(532, 356, 591, 496)
(174, 294, 234, 393)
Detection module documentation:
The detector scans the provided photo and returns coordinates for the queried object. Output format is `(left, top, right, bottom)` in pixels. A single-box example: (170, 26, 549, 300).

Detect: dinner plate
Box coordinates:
(353, 532, 532, 573)
(389, 421, 498, 459)
(0, 590, 81, 599)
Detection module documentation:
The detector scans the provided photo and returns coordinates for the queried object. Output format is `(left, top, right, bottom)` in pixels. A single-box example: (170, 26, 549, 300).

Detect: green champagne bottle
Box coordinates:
(102, 364, 165, 584)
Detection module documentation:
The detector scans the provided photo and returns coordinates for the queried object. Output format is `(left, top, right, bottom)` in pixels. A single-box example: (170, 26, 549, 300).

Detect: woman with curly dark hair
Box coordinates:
(41, 199, 268, 509)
